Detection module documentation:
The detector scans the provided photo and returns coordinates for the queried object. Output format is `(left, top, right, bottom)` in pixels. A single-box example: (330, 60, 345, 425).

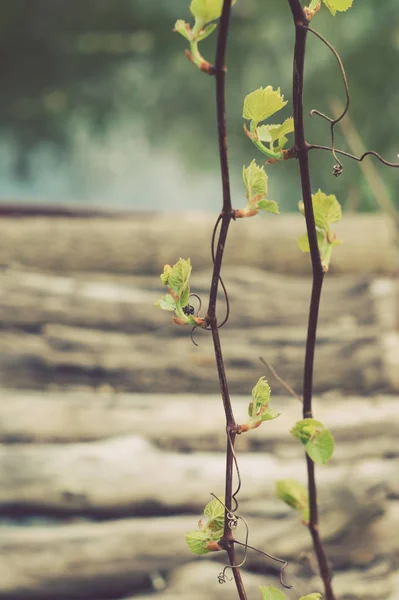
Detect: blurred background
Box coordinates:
(0, 2, 399, 600)
(0, 0, 399, 211)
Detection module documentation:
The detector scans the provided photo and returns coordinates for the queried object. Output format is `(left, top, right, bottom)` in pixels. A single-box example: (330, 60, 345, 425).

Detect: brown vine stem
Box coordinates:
(287, 2, 335, 599)
(206, 1, 247, 599)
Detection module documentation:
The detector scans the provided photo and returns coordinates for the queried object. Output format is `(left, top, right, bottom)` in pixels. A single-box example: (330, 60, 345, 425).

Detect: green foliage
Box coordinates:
(240, 377, 280, 431)
(185, 496, 224, 555)
(203, 495, 225, 533)
(322, 0, 354, 16)
(275, 479, 309, 522)
(174, 0, 238, 72)
(291, 419, 335, 464)
(307, 0, 353, 16)
(297, 190, 342, 271)
(156, 258, 203, 326)
(258, 585, 323, 600)
(243, 87, 294, 161)
(257, 118, 295, 153)
(237, 160, 279, 217)
(190, 0, 238, 24)
(259, 585, 286, 600)
(243, 87, 288, 125)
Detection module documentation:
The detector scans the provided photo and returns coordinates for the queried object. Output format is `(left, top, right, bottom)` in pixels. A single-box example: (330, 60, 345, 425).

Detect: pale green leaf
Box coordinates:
(185, 531, 215, 555)
(155, 294, 177, 312)
(312, 189, 342, 230)
(322, 0, 353, 16)
(275, 135, 289, 151)
(291, 418, 325, 444)
(298, 190, 342, 232)
(291, 419, 334, 464)
(257, 118, 294, 143)
(305, 428, 334, 464)
(173, 20, 192, 41)
(257, 199, 279, 214)
(242, 160, 268, 201)
(196, 22, 217, 41)
(297, 231, 325, 253)
(243, 87, 288, 124)
(259, 407, 280, 421)
(203, 496, 225, 534)
(160, 264, 172, 286)
(275, 479, 308, 511)
(259, 585, 286, 600)
(249, 376, 271, 417)
(299, 594, 323, 600)
(190, 0, 237, 24)
(167, 258, 192, 305)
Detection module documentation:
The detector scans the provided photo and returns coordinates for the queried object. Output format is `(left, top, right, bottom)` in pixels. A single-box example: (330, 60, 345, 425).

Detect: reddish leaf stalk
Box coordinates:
(287, 1, 335, 599)
(206, 1, 247, 598)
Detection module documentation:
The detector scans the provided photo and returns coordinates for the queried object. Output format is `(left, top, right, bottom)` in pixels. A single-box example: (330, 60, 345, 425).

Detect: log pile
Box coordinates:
(0, 391, 398, 599)
(0, 213, 398, 599)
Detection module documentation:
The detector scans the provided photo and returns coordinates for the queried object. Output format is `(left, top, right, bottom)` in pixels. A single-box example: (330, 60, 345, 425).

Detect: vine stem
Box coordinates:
(287, 2, 335, 599)
(206, 2, 247, 599)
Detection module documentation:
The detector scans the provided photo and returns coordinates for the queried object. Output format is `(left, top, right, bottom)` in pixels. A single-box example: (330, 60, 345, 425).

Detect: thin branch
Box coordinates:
(287, 2, 335, 599)
(215, 0, 233, 215)
(259, 356, 303, 403)
(206, 2, 247, 599)
(308, 144, 399, 169)
(306, 25, 350, 176)
(305, 26, 399, 177)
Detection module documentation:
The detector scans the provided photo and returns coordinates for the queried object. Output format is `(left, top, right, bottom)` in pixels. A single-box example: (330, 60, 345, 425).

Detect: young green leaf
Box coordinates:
(291, 419, 334, 464)
(239, 377, 280, 431)
(297, 231, 325, 253)
(160, 264, 172, 286)
(243, 160, 268, 200)
(184, 496, 224, 555)
(157, 258, 205, 327)
(196, 22, 217, 41)
(243, 87, 288, 125)
(249, 376, 271, 416)
(167, 258, 191, 300)
(275, 479, 308, 511)
(298, 190, 341, 233)
(259, 585, 286, 600)
(299, 594, 323, 600)
(236, 161, 279, 218)
(203, 496, 225, 534)
(185, 530, 221, 555)
(257, 199, 279, 215)
(275, 479, 309, 521)
(322, 0, 353, 16)
(190, 0, 237, 24)
(257, 118, 294, 146)
(155, 294, 177, 312)
(297, 190, 342, 271)
(173, 20, 192, 41)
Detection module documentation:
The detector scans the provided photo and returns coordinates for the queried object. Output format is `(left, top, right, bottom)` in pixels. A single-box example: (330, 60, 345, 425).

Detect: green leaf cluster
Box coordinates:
(185, 496, 224, 555)
(243, 87, 294, 160)
(190, 0, 238, 24)
(241, 377, 280, 431)
(174, 0, 238, 72)
(322, 0, 354, 16)
(238, 160, 279, 217)
(297, 189, 342, 271)
(275, 479, 309, 522)
(306, 0, 353, 17)
(259, 586, 322, 600)
(156, 258, 199, 326)
(291, 418, 334, 464)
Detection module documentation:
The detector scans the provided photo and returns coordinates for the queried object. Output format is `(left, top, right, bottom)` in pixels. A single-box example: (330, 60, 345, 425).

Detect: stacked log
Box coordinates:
(0, 213, 398, 599)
